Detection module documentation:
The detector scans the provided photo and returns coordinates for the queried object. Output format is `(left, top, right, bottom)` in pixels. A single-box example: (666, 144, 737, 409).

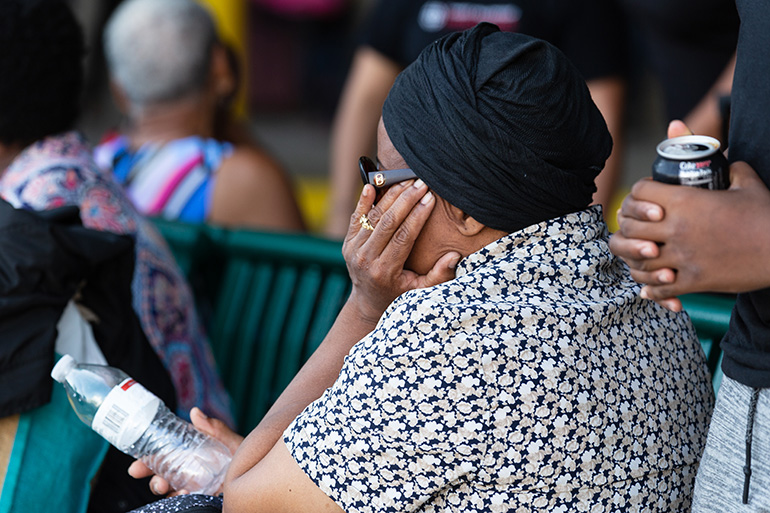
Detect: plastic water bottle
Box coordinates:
(51, 354, 232, 494)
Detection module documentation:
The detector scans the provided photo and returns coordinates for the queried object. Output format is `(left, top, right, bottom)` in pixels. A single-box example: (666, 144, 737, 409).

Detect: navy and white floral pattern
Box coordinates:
(129, 494, 222, 513)
(284, 206, 714, 512)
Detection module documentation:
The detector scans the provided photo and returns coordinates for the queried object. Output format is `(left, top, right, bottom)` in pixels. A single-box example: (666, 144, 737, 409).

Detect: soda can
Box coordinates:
(653, 135, 729, 190)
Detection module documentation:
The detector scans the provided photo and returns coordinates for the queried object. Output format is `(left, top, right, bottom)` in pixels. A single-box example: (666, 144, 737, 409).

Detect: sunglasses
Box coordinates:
(358, 156, 417, 189)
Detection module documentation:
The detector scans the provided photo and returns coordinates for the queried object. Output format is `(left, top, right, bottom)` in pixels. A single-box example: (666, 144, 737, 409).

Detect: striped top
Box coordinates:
(94, 135, 233, 223)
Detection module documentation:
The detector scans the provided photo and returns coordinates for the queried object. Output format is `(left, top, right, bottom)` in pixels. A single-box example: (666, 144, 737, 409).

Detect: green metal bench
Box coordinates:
(680, 293, 735, 393)
(208, 229, 350, 433)
(150, 218, 350, 434)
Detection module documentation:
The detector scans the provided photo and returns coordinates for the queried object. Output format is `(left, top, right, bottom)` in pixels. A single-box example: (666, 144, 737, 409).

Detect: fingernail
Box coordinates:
(448, 254, 461, 269)
(646, 207, 662, 221)
(659, 272, 674, 284)
(413, 179, 425, 189)
(421, 191, 434, 205)
(640, 287, 650, 299)
(194, 407, 208, 419)
(151, 481, 162, 495)
(640, 245, 656, 258)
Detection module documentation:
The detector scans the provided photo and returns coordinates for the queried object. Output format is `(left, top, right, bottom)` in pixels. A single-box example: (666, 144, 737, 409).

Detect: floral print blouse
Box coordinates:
(0, 131, 233, 425)
(285, 207, 714, 512)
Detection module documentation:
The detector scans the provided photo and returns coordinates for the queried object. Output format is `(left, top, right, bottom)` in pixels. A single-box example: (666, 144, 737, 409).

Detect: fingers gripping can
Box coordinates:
(653, 135, 729, 189)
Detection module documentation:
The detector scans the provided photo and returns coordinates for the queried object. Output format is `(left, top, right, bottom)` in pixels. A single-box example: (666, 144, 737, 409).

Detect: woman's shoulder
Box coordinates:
(211, 143, 305, 230)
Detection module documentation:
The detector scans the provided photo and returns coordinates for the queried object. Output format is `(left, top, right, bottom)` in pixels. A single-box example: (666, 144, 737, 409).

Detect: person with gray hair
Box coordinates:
(104, 0, 217, 113)
(96, 0, 305, 231)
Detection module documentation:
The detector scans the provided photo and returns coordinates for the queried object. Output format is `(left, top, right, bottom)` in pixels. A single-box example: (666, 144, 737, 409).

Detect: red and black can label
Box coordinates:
(653, 135, 729, 190)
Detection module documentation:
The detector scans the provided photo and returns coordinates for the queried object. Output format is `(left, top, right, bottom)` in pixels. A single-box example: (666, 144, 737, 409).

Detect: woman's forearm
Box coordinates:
(224, 298, 379, 483)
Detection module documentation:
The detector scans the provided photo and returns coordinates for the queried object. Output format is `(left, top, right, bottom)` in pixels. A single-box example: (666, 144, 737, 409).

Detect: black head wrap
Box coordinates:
(382, 23, 612, 233)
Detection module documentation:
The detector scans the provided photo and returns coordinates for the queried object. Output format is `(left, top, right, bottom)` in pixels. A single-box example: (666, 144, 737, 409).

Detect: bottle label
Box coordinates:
(92, 378, 160, 450)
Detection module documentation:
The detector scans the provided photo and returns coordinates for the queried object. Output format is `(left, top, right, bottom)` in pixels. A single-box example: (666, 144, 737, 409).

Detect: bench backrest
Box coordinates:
(151, 218, 350, 434)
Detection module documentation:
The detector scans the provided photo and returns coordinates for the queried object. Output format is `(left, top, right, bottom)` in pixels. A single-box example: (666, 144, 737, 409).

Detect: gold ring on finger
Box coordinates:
(359, 213, 375, 231)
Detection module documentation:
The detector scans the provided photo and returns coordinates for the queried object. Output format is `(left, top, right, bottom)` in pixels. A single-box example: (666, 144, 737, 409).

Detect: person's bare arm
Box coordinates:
(586, 76, 626, 219)
(220, 297, 379, 495)
(209, 146, 306, 232)
(325, 47, 401, 239)
(224, 441, 343, 513)
(223, 181, 461, 512)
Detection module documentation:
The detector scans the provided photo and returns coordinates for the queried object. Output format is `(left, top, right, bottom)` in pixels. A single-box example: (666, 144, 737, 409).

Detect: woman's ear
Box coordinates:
(459, 214, 486, 237)
(210, 44, 236, 101)
(440, 199, 485, 236)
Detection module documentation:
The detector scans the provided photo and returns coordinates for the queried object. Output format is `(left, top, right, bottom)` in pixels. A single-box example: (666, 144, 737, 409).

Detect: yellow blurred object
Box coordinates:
(196, 0, 248, 117)
(606, 187, 627, 234)
(295, 177, 332, 234)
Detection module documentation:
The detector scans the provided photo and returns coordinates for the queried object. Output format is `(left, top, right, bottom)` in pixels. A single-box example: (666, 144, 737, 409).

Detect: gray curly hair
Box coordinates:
(104, 0, 217, 110)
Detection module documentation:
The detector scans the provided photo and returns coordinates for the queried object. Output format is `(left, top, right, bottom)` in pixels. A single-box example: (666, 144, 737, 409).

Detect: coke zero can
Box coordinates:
(653, 135, 729, 190)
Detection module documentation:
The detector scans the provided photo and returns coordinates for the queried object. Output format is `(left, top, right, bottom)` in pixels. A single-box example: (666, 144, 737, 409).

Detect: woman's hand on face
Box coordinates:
(343, 181, 461, 324)
(127, 408, 243, 497)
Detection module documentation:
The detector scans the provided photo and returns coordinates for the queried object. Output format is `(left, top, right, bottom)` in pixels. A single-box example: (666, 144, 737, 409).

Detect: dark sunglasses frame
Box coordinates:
(359, 156, 417, 189)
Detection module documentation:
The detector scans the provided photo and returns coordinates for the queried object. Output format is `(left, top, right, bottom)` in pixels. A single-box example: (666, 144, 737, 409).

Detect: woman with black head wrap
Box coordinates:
(129, 24, 713, 513)
(382, 23, 612, 233)
(324, 0, 629, 239)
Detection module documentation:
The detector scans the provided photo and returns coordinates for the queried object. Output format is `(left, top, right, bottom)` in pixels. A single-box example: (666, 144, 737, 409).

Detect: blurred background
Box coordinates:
(72, 0, 668, 234)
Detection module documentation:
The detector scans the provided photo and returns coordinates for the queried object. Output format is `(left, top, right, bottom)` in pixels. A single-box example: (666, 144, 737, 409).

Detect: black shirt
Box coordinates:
(720, 0, 770, 388)
(361, 0, 628, 82)
(620, 0, 739, 120)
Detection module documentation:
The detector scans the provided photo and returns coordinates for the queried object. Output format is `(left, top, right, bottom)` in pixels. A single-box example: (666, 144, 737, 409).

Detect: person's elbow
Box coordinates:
(222, 440, 345, 513)
(222, 473, 266, 513)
